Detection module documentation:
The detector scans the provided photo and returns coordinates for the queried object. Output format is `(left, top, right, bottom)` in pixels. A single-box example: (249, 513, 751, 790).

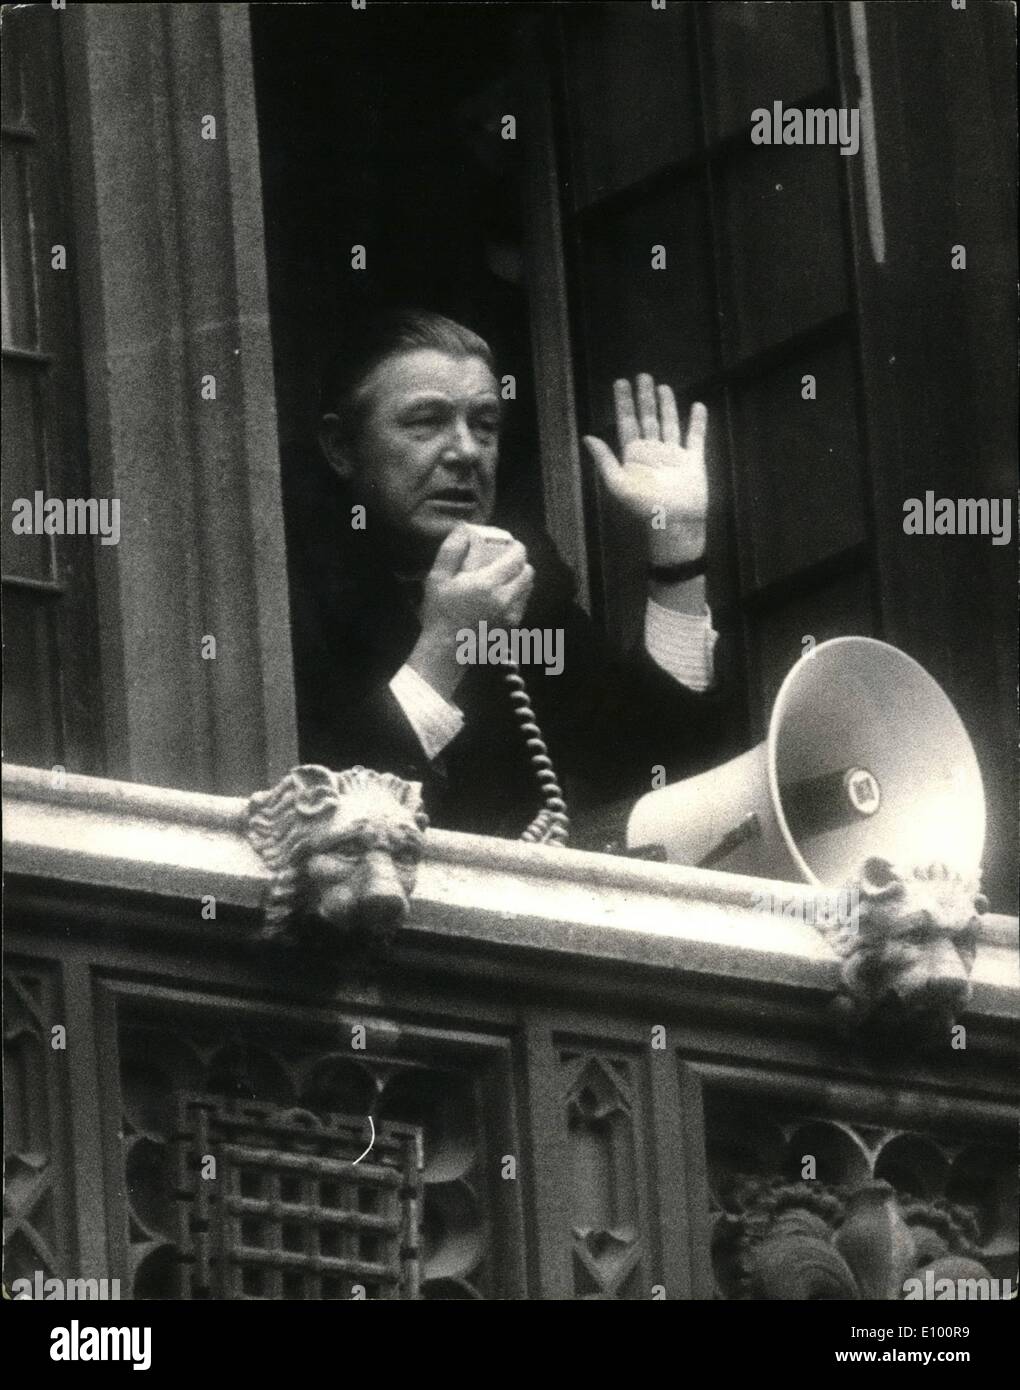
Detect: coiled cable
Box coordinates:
(503, 662, 570, 846)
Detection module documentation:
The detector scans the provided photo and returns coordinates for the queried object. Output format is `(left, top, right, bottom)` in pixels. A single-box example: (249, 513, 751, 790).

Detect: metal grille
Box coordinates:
(173, 1095, 423, 1299)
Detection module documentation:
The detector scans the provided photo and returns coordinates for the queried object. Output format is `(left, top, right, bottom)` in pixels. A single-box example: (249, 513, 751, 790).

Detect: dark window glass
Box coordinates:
(1, 7, 103, 772)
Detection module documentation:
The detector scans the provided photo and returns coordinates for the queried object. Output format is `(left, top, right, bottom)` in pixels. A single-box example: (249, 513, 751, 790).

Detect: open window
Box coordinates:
(2, 6, 104, 774)
(246, 0, 1020, 905)
(251, 4, 551, 582)
(2, 1, 1014, 905)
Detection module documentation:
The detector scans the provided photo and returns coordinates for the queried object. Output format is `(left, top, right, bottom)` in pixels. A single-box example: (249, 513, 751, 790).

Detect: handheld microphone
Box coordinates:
(459, 526, 570, 846)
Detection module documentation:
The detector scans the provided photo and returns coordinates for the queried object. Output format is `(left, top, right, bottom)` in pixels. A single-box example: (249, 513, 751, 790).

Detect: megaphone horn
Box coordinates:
(626, 637, 985, 886)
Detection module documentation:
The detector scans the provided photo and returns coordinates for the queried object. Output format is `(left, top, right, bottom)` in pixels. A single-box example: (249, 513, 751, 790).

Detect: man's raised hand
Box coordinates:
(583, 375, 708, 566)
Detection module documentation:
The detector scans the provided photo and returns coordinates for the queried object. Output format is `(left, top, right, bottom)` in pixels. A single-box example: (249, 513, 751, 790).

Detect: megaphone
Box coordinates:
(626, 637, 985, 884)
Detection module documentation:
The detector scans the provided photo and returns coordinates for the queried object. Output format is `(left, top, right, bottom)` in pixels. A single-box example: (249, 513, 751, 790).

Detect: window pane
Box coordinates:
(755, 569, 874, 714)
(732, 337, 866, 592)
(717, 140, 848, 362)
(1, 143, 39, 348)
(564, 2, 699, 211)
(2, 588, 60, 765)
(2, 4, 102, 774)
(705, 0, 830, 143)
(1, 8, 27, 126)
(577, 178, 718, 428)
(1, 358, 54, 582)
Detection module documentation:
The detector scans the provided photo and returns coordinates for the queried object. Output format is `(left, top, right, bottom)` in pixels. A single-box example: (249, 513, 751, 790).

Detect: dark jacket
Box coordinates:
(284, 450, 740, 850)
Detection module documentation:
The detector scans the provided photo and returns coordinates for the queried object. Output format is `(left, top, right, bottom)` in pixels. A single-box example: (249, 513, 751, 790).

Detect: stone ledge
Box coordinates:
(3, 763, 1017, 1008)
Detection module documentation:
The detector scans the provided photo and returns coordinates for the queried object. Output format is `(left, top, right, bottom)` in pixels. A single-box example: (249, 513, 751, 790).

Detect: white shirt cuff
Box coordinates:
(389, 663, 465, 760)
(644, 598, 718, 692)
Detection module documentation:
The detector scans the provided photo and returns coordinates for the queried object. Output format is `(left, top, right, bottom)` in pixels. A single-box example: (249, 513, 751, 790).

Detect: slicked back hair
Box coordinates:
(320, 308, 496, 447)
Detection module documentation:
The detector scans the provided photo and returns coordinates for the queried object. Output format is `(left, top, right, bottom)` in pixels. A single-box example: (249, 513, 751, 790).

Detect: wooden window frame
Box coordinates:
(2, 7, 104, 773)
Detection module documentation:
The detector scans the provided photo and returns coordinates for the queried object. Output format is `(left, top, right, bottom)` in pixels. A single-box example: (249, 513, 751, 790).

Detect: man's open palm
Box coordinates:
(583, 375, 708, 564)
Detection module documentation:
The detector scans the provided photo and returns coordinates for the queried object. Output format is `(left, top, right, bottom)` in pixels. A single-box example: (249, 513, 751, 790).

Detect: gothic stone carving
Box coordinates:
(120, 1025, 492, 1299)
(821, 858, 987, 1040)
(564, 1053, 644, 1299)
(173, 1095, 423, 1300)
(3, 967, 70, 1286)
(246, 765, 428, 948)
(714, 1177, 993, 1300)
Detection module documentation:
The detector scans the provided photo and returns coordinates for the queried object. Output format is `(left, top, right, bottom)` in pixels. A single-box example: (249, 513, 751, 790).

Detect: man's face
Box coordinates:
(341, 349, 501, 548)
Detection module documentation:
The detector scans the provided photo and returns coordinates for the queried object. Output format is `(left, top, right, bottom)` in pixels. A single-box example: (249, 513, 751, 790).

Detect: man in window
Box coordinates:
(284, 309, 735, 850)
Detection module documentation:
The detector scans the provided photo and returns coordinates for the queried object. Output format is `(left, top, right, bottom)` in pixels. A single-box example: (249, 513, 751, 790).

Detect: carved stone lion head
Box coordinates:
(246, 765, 428, 948)
(824, 857, 988, 1039)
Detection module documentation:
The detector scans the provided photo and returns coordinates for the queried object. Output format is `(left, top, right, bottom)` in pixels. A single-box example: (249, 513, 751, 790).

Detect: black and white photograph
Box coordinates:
(2, 0, 1017, 1346)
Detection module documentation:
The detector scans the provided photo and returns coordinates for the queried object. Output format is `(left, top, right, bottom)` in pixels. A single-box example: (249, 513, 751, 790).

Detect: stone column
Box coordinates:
(61, 2, 297, 794)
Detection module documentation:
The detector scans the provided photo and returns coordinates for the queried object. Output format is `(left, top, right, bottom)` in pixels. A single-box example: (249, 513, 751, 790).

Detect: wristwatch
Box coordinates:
(647, 557, 706, 583)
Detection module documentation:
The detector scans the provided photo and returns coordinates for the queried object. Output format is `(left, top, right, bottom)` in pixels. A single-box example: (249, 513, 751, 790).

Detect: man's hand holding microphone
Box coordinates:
(407, 525, 533, 701)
